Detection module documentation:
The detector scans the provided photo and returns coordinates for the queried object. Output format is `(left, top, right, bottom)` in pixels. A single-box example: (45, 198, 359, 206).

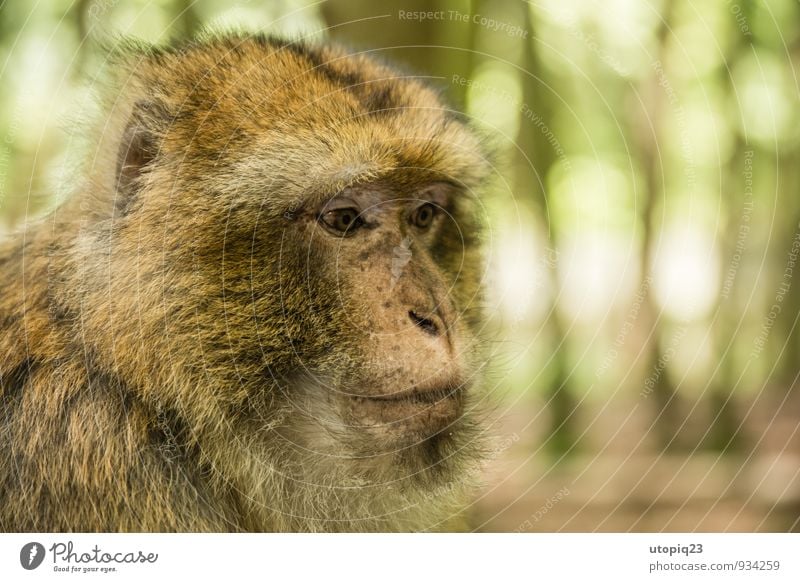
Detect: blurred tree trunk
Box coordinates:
(705, 139, 750, 453)
(700, 27, 760, 453)
(73, 0, 91, 45)
(631, 1, 686, 450)
(321, 0, 475, 107)
(776, 150, 800, 385)
(780, 36, 800, 378)
(517, 6, 578, 456)
(71, 0, 92, 75)
(174, 0, 201, 38)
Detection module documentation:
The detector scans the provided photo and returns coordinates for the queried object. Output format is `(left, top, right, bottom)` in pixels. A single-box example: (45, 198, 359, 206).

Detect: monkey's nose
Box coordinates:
(408, 310, 443, 337)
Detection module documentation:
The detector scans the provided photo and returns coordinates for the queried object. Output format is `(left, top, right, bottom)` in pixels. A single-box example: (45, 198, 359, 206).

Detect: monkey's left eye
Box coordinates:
(410, 203, 438, 230)
(319, 208, 365, 236)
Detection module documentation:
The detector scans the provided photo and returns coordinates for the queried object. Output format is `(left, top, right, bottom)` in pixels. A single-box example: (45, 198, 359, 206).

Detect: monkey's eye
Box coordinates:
(410, 203, 438, 230)
(319, 207, 365, 236)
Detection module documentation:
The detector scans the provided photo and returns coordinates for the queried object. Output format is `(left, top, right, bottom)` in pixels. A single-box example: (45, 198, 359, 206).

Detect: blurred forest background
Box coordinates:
(1, 0, 799, 531)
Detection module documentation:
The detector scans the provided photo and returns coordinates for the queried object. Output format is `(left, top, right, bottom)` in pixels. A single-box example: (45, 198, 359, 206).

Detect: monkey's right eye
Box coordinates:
(319, 208, 365, 236)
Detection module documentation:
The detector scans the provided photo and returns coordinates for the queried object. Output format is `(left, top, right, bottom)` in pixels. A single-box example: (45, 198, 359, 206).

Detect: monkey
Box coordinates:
(0, 33, 491, 532)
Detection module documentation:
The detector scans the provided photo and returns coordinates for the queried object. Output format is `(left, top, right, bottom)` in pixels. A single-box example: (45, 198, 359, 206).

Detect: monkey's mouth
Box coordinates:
(362, 385, 461, 405)
(345, 380, 465, 433)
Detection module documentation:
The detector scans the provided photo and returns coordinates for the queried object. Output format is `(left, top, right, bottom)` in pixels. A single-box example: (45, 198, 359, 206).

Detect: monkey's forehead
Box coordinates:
(122, 36, 491, 208)
(213, 114, 488, 209)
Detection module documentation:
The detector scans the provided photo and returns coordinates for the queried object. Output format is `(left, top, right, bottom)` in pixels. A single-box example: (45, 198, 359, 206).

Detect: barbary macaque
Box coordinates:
(0, 34, 490, 531)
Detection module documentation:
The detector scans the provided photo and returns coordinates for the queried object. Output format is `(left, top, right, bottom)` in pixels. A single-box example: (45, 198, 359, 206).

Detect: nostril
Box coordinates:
(409, 310, 440, 337)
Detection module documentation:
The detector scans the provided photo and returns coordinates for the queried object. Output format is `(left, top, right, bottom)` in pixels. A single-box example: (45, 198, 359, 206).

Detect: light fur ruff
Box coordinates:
(0, 33, 492, 532)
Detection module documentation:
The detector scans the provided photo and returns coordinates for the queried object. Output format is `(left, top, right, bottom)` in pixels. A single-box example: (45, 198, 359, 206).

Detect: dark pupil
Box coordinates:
(327, 209, 359, 232)
(416, 205, 433, 227)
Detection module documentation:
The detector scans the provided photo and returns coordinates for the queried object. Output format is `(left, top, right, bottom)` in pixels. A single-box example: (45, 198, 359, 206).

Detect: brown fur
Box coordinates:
(0, 33, 491, 532)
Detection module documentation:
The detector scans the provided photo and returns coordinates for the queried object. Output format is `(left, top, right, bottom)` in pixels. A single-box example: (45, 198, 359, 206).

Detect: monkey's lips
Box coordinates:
(346, 381, 465, 434)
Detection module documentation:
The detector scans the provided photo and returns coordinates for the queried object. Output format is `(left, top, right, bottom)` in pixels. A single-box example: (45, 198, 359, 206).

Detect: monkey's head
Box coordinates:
(65, 35, 491, 525)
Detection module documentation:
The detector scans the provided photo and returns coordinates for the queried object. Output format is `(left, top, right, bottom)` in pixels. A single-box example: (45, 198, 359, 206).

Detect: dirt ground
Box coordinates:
(468, 392, 800, 532)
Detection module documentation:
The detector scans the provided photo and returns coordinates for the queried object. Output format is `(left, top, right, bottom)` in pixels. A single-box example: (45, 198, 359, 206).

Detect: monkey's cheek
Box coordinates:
(340, 394, 464, 442)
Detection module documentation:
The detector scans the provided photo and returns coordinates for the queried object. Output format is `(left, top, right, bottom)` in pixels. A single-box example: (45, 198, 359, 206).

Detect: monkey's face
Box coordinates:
(99, 38, 489, 476)
(287, 179, 481, 450)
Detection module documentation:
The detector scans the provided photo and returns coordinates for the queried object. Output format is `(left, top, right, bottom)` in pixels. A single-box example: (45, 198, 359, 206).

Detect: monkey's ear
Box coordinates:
(115, 100, 169, 197)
